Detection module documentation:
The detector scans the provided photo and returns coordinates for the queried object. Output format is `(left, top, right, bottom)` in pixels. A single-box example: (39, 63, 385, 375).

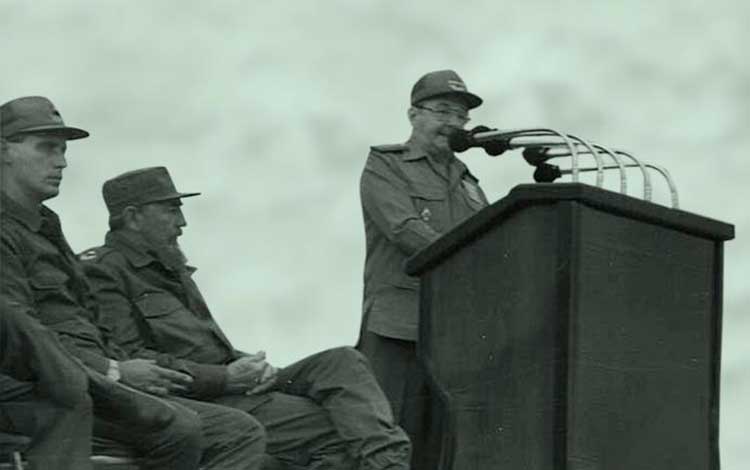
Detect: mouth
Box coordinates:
(438, 127, 460, 140)
(436, 131, 455, 144)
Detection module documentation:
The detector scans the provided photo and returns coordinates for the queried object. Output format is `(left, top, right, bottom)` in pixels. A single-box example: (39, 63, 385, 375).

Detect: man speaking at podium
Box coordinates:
(357, 70, 490, 465)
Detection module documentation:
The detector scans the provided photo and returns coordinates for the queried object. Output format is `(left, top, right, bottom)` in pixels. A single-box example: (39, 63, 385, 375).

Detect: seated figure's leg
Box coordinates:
(0, 375, 93, 470)
(91, 379, 202, 470)
(170, 395, 267, 470)
(218, 392, 354, 470)
(273, 346, 412, 470)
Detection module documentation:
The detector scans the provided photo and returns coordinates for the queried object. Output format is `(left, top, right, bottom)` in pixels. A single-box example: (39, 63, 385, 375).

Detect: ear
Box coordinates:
(121, 206, 140, 230)
(407, 106, 418, 125)
(0, 139, 10, 163)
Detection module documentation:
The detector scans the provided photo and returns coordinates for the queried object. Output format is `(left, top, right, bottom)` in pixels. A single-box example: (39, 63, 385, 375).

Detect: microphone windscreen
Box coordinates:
(523, 147, 552, 165)
(533, 163, 562, 183)
(483, 140, 508, 156)
(448, 129, 474, 152)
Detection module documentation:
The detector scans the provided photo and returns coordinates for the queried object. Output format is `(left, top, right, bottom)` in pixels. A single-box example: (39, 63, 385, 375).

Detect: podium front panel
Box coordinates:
(420, 204, 568, 469)
(417, 196, 723, 470)
(568, 202, 719, 470)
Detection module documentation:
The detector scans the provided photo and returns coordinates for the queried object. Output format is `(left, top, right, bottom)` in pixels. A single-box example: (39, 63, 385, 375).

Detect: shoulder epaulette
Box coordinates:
(370, 143, 408, 153)
(78, 246, 114, 262)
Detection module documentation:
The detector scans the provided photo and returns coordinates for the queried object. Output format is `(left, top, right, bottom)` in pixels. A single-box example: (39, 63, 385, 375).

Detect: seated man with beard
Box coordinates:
(1, 96, 264, 470)
(79, 166, 411, 470)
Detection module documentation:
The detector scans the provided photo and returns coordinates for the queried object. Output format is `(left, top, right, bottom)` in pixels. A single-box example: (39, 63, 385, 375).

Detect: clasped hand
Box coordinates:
(225, 351, 278, 395)
(119, 358, 193, 396)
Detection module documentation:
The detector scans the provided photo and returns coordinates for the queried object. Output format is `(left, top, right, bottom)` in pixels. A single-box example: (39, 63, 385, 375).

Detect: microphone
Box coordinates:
(448, 126, 510, 156)
(522, 147, 553, 166)
(533, 163, 563, 183)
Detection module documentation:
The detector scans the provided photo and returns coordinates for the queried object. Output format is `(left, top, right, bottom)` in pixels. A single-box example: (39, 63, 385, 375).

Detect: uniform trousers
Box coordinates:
(214, 347, 411, 470)
(1, 304, 266, 470)
(358, 332, 442, 470)
(90, 378, 266, 470)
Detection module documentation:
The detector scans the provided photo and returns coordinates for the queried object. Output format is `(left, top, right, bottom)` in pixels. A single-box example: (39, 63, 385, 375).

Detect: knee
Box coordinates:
(167, 407, 203, 449)
(34, 393, 94, 431)
(223, 407, 267, 446)
(325, 346, 366, 368)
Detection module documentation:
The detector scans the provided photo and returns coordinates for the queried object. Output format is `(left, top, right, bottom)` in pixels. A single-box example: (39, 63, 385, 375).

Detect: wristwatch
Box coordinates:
(106, 359, 121, 382)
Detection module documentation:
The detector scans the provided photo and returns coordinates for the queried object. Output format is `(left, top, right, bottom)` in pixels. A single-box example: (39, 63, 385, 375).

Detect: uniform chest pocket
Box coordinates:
(409, 185, 447, 231)
(28, 273, 72, 317)
(133, 292, 203, 356)
(134, 293, 185, 318)
(29, 273, 69, 291)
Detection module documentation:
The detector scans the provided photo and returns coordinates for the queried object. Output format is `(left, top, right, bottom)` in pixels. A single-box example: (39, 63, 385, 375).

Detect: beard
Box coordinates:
(152, 241, 188, 271)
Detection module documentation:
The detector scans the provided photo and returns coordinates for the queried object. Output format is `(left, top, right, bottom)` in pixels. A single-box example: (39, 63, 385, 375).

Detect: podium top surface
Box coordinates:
(406, 183, 735, 276)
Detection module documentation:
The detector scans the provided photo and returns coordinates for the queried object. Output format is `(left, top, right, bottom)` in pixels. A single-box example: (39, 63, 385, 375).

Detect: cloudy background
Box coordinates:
(2, 0, 747, 466)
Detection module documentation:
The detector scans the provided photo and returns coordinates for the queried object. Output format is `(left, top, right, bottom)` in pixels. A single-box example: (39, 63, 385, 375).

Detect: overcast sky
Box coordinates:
(2, 0, 748, 466)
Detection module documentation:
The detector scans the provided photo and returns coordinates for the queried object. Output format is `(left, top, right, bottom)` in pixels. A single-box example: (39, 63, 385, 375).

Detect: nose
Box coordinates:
(53, 151, 68, 169)
(176, 209, 187, 228)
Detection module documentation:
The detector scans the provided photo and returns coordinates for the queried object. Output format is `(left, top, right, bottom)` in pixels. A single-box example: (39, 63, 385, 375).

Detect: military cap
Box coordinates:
(410, 70, 483, 110)
(0, 96, 89, 140)
(103, 166, 200, 216)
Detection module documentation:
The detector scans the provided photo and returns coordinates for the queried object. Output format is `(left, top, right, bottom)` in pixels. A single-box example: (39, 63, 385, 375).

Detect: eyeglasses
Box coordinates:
(414, 104, 470, 125)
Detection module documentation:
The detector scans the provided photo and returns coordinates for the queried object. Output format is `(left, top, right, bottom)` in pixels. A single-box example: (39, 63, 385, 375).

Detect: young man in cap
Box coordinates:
(357, 70, 490, 468)
(0, 96, 266, 470)
(79, 165, 412, 470)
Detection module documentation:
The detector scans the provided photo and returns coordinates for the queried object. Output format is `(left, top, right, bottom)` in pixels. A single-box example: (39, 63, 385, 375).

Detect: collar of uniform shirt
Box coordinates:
(403, 140, 471, 184)
(105, 229, 197, 274)
(105, 229, 159, 268)
(0, 191, 43, 231)
(404, 137, 465, 168)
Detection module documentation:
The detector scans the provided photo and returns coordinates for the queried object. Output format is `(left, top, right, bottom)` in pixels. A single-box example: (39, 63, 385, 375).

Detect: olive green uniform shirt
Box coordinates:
(360, 141, 489, 341)
(0, 192, 126, 373)
(80, 230, 250, 399)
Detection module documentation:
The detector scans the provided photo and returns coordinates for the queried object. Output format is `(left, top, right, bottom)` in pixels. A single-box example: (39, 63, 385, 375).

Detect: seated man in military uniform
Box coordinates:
(80, 166, 412, 470)
(1, 96, 265, 470)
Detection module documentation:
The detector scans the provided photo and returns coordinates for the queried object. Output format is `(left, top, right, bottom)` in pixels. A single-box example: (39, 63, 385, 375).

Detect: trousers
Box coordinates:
(358, 332, 441, 470)
(214, 347, 411, 470)
(1, 301, 266, 470)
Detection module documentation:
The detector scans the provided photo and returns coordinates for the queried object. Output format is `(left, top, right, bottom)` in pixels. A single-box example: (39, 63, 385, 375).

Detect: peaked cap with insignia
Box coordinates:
(410, 70, 483, 109)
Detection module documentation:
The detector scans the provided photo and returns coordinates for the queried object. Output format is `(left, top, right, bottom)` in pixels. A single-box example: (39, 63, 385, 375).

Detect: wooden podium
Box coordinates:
(405, 183, 734, 470)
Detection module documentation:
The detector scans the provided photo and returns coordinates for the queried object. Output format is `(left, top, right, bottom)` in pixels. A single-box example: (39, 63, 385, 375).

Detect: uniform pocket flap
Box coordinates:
(135, 293, 184, 318)
(29, 273, 67, 290)
(409, 184, 445, 200)
(386, 277, 419, 290)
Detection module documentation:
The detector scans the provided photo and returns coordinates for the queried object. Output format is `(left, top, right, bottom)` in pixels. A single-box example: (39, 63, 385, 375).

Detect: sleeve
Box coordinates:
(83, 260, 228, 398)
(360, 152, 442, 256)
(0, 234, 111, 373)
(0, 234, 35, 310)
(0, 297, 89, 405)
